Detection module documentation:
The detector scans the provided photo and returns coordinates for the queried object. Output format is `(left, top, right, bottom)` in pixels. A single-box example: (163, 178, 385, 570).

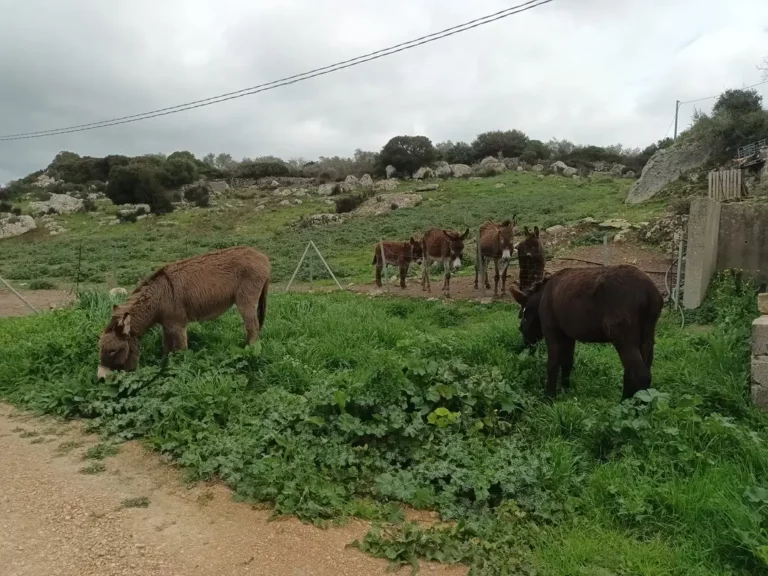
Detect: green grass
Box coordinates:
(0, 271, 764, 575)
(121, 496, 150, 508)
(0, 172, 665, 289)
(83, 442, 120, 460)
(80, 462, 106, 475)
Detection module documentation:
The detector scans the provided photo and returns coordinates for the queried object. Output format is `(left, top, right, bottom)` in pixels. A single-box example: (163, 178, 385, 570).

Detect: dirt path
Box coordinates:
(0, 289, 74, 317)
(351, 243, 673, 300)
(0, 405, 465, 576)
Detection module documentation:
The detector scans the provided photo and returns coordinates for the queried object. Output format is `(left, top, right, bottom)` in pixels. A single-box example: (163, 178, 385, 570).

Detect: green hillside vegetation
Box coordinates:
(0, 171, 665, 289)
(0, 273, 764, 575)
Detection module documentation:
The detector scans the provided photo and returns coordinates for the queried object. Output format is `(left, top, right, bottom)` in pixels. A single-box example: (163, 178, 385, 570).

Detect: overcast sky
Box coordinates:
(1, 0, 767, 184)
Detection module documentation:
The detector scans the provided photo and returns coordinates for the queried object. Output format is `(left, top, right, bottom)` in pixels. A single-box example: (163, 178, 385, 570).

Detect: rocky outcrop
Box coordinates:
(208, 181, 229, 195)
(32, 174, 58, 188)
(29, 193, 84, 215)
(299, 213, 346, 228)
(626, 142, 712, 204)
(563, 167, 578, 177)
(473, 161, 506, 175)
(355, 193, 422, 217)
(413, 167, 434, 180)
(0, 215, 36, 239)
(317, 183, 337, 196)
(344, 175, 360, 188)
(386, 165, 397, 179)
(359, 174, 374, 188)
(435, 162, 453, 178)
(532, 164, 544, 172)
(610, 164, 626, 177)
(550, 161, 568, 173)
(374, 180, 398, 192)
(450, 164, 471, 178)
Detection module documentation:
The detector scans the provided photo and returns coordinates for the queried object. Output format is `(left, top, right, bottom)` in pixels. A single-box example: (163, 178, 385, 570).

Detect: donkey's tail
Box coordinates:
(258, 277, 269, 329)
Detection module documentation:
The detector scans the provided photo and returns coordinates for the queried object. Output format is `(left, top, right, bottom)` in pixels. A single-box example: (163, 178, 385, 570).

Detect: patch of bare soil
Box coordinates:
(0, 289, 74, 317)
(349, 242, 674, 301)
(0, 404, 466, 576)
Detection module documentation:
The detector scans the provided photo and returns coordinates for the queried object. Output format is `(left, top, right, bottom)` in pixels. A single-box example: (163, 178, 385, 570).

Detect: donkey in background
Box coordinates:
(372, 237, 423, 289)
(516, 226, 546, 292)
(475, 217, 516, 296)
(421, 227, 469, 298)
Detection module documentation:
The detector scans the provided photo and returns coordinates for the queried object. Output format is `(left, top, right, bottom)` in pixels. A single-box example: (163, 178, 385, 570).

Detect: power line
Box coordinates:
(0, 0, 553, 141)
(679, 78, 768, 105)
(663, 114, 676, 139)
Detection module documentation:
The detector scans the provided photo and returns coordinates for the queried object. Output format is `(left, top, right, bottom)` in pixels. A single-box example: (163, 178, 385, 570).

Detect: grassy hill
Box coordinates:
(0, 171, 665, 290)
(3, 167, 767, 575)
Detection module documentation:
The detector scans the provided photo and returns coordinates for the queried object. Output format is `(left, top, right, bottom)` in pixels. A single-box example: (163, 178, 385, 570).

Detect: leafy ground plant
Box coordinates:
(121, 497, 150, 509)
(0, 273, 764, 575)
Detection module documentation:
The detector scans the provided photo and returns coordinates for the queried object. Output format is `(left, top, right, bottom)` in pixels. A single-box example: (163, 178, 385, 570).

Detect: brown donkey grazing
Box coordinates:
(421, 227, 470, 297)
(510, 265, 663, 401)
(372, 237, 424, 289)
(516, 226, 545, 292)
(97, 246, 271, 379)
(475, 218, 516, 296)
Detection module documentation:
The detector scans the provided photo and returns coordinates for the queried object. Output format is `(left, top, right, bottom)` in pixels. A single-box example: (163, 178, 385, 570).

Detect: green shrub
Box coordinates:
(160, 155, 199, 188)
(435, 141, 474, 165)
(28, 279, 56, 290)
(335, 193, 365, 213)
(378, 135, 436, 176)
(237, 161, 290, 179)
(0, 201, 11, 213)
(106, 164, 174, 215)
(81, 198, 97, 213)
(183, 183, 211, 208)
(471, 130, 529, 160)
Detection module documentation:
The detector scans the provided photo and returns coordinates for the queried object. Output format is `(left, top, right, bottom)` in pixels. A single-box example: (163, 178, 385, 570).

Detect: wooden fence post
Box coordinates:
(379, 238, 388, 292)
(476, 228, 485, 297)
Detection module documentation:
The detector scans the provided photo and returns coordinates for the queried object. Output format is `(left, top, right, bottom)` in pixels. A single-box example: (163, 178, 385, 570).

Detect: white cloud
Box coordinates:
(1, 0, 767, 183)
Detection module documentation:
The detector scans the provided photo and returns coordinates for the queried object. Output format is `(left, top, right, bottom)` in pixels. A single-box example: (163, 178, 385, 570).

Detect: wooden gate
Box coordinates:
(708, 169, 743, 201)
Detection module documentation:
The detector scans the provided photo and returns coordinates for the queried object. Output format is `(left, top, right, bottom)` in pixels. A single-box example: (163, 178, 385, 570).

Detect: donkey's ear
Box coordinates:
(509, 284, 528, 307)
(461, 228, 470, 240)
(410, 236, 416, 245)
(523, 226, 530, 236)
(534, 226, 540, 238)
(116, 313, 132, 337)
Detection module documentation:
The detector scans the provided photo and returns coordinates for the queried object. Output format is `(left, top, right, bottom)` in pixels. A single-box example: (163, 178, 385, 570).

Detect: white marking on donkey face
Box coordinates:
(97, 365, 112, 380)
(502, 248, 511, 261)
(452, 257, 461, 270)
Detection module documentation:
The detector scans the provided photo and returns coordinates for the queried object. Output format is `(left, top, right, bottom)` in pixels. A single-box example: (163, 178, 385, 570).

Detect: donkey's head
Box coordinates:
(97, 306, 139, 379)
(442, 228, 470, 270)
(495, 216, 517, 262)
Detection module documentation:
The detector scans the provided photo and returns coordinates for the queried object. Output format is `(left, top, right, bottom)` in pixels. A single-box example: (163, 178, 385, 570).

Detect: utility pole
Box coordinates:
(673, 100, 680, 140)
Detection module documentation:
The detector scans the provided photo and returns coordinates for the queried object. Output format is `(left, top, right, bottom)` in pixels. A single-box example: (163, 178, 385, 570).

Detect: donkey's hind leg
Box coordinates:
(236, 287, 262, 345)
(162, 324, 188, 355)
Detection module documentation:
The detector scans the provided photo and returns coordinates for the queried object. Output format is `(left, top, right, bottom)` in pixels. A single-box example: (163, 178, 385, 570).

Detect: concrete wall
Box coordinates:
(683, 198, 721, 309)
(752, 296, 768, 409)
(684, 200, 768, 309)
(717, 203, 768, 285)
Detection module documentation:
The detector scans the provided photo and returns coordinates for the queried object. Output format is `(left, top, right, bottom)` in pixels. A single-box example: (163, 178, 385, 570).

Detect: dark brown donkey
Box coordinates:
(421, 227, 470, 297)
(510, 265, 663, 401)
(372, 237, 424, 289)
(475, 218, 516, 296)
(516, 226, 545, 292)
